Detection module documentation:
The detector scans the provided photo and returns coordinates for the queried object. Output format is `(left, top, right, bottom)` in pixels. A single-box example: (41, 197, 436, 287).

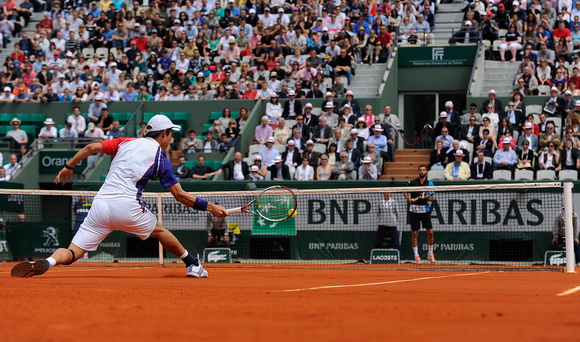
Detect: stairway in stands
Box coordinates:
(348, 63, 387, 98)
(476, 60, 519, 97)
(380, 149, 431, 181)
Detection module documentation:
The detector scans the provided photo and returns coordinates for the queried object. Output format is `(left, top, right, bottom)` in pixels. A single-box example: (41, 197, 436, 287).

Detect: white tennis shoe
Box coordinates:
(186, 258, 208, 278)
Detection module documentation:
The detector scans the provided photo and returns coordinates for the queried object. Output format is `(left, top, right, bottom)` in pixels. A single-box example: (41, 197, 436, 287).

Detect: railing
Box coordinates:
(467, 42, 484, 96)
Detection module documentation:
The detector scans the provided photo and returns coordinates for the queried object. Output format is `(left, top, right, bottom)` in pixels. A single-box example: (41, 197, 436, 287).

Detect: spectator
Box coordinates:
(106, 120, 123, 139)
(189, 154, 222, 180)
(181, 129, 203, 157)
(295, 155, 315, 181)
(226, 152, 249, 181)
(39, 118, 57, 141)
(0, 168, 9, 181)
(250, 155, 268, 180)
(259, 137, 280, 166)
(201, 131, 218, 153)
(3, 117, 28, 151)
(84, 122, 105, 139)
(493, 138, 518, 171)
(539, 142, 560, 170)
(3, 154, 20, 179)
(331, 151, 353, 180)
(268, 155, 291, 180)
(539, 123, 561, 150)
(444, 150, 471, 180)
(316, 153, 333, 180)
(59, 122, 78, 138)
(88, 95, 106, 123)
(254, 116, 273, 144)
(359, 156, 378, 180)
(173, 156, 190, 180)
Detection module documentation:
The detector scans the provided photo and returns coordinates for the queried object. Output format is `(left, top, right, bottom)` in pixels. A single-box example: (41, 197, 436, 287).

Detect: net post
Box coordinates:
(564, 182, 576, 273)
(157, 193, 164, 266)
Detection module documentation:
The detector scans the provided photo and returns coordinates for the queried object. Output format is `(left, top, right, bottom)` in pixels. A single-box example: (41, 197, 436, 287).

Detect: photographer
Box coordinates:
(479, 11, 499, 42)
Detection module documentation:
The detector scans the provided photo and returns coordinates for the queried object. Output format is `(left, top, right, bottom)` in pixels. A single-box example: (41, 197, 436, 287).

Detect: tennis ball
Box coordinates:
(258, 205, 263, 209)
(288, 209, 298, 218)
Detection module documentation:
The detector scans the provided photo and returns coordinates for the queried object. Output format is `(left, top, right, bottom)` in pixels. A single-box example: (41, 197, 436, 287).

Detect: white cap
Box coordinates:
(266, 137, 275, 143)
(3, 86, 10, 91)
(66, 51, 74, 57)
(249, 8, 256, 13)
(274, 156, 283, 163)
(454, 149, 464, 156)
(439, 111, 448, 118)
(489, 89, 496, 94)
(43, 118, 55, 125)
(464, 20, 472, 26)
(110, 62, 117, 67)
(576, 100, 580, 106)
(350, 129, 359, 134)
(362, 156, 372, 164)
(565, 90, 572, 95)
(523, 122, 533, 129)
(278, 7, 284, 12)
(322, 26, 329, 31)
(325, 91, 333, 97)
(57, 74, 65, 78)
(305, 103, 313, 108)
(306, 139, 314, 145)
(445, 101, 453, 108)
(146, 114, 182, 133)
(98, 61, 106, 67)
(343, 103, 351, 109)
(551, 86, 558, 92)
(254, 155, 262, 161)
(502, 137, 512, 144)
(250, 165, 259, 172)
(346, 90, 354, 96)
(287, 140, 295, 145)
(288, 89, 296, 96)
(374, 125, 383, 131)
(513, 0, 519, 5)
(94, 95, 103, 100)
(325, 101, 334, 108)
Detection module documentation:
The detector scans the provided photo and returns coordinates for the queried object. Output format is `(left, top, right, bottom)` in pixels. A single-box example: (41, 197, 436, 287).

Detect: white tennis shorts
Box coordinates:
(72, 198, 158, 251)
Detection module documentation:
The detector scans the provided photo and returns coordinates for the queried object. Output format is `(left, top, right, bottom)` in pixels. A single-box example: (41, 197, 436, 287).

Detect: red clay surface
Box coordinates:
(1, 266, 579, 342)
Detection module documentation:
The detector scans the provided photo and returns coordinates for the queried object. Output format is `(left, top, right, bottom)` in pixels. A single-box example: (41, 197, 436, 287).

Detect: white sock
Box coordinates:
(428, 245, 434, 255)
(46, 257, 56, 268)
(179, 250, 188, 259)
(413, 247, 419, 257)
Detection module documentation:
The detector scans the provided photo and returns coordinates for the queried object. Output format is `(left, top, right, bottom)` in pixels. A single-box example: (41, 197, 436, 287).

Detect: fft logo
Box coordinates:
(432, 47, 444, 60)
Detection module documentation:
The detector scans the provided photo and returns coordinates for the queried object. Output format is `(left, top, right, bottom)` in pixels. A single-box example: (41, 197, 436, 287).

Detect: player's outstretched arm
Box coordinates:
(54, 142, 104, 185)
(167, 182, 228, 218)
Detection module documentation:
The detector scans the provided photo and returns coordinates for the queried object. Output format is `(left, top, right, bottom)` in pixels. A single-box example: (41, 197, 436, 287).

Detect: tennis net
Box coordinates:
(0, 182, 575, 271)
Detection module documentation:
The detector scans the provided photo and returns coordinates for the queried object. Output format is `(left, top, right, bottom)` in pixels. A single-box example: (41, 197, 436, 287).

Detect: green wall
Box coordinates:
(398, 66, 473, 92)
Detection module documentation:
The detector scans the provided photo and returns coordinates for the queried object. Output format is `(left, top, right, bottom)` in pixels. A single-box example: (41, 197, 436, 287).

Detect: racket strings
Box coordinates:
(252, 190, 296, 221)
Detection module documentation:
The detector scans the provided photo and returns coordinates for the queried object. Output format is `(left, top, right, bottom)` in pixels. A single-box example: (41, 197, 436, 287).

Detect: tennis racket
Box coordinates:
(226, 185, 297, 222)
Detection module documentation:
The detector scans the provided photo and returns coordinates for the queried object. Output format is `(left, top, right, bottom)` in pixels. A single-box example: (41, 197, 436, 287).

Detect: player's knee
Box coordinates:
(63, 249, 76, 265)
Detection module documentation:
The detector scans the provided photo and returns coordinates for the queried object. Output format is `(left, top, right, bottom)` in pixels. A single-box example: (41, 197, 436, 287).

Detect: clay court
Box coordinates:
(1, 266, 579, 342)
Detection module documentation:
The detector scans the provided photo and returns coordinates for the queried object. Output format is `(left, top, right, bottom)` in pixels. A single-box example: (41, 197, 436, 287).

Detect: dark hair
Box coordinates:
(145, 128, 172, 138)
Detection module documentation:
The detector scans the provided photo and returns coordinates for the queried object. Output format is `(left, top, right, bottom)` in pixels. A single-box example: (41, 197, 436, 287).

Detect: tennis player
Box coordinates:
(11, 114, 228, 278)
(404, 164, 436, 264)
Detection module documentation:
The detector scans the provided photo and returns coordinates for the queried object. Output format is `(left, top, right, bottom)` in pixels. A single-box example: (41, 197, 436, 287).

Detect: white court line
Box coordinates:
(557, 285, 580, 296)
(284, 271, 491, 292)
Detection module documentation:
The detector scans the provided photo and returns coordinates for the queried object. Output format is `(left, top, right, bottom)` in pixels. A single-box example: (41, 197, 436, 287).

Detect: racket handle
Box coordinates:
(226, 207, 243, 214)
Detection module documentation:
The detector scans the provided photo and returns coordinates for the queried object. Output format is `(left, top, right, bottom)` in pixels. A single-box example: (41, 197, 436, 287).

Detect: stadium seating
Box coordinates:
(536, 170, 556, 180)
(513, 170, 534, 181)
(492, 170, 512, 180)
(558, 169, 578, 180)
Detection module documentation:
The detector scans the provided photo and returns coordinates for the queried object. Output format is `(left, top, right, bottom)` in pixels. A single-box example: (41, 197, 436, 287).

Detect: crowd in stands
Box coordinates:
(431, 92, 580, 180)
(0, 0, 439, 103)
(229, 98, 402, 181)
